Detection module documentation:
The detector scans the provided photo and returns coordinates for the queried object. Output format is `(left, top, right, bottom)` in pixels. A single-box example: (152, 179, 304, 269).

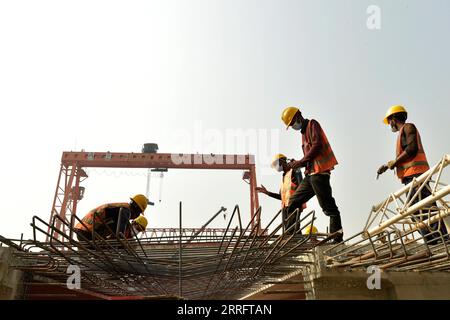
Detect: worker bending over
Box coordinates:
(74, 194, 150, 241)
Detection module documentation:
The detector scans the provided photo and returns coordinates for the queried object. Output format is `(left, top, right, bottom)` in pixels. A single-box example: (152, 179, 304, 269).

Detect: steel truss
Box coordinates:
(325, 154, 450, 272)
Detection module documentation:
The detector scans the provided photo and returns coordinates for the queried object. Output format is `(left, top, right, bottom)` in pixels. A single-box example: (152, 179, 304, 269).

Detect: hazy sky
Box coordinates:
(1, 0, 449, 241)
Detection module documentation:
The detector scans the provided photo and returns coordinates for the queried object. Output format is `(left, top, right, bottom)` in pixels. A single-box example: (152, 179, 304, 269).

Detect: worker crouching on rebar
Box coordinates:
(256, 154, 306, 234)
(74, 194, 150, 242)
(123, 215, 148, 239)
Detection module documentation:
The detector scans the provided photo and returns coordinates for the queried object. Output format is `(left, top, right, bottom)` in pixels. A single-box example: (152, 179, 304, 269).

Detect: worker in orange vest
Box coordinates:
(74, 194, 151, 241)
(377, 105, 447, 244)
(281, 106, 344, 243)
(256, 153, 306, 234)
(123, 215, 148, 239)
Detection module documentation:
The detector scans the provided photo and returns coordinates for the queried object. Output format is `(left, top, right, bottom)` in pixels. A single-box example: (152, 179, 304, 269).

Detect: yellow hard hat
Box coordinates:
(383, 105, 407, 124)
(281, 106, 300, 129)
(305, 225, 318, 235)
(134, 215, 148, 231)
(271, 153, 287, 168)
(130, 194, 149, 213)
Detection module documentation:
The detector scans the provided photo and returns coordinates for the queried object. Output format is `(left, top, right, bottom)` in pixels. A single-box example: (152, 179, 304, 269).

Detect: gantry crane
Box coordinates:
(48, 146, 260, 240)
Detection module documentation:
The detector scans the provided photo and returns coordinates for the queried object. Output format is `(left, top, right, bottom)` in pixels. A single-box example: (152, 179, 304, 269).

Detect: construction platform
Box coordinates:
(1, 154, 450, 300)
(1, 207, 336, 300)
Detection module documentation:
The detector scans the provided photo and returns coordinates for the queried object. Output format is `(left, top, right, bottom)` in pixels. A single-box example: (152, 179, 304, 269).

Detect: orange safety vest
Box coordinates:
(281, 170, 297, 208)
(75, 202, 130, 232)
(302, 120, 338, 174)
(396, 124, 430, 180)
(280, 169, 306, 209)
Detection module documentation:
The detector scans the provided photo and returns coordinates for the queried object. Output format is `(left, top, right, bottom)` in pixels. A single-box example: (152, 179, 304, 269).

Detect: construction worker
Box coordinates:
(377, 105, 446, 244)
(124, 215, 148, 239)
(281, 106, 344, 243)
(74, 194, 151, 242)
(256, 154, 306, 234)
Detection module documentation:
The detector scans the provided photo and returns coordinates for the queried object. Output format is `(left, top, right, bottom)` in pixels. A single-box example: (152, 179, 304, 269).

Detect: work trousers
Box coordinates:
(402, 174, 448, 244)
(286, 173, 343, 238)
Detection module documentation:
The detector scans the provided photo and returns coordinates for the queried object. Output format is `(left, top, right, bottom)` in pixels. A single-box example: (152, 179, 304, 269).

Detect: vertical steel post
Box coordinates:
(249, 164, 260, 233)
(71, 166, 82, 223)
(57, 162, 77, 234)
(47, 164, 64, 241)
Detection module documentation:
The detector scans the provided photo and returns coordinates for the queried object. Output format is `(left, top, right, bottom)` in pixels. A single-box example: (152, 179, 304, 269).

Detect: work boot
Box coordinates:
(329, 215, 344, 243)
(329, 215, 342, 232)
(330, 232, 344, 244)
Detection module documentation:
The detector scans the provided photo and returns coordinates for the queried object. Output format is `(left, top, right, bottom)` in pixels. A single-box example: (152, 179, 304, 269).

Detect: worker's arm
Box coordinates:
(267, 191, 282, 200)
(402, 124, 419, 157)
(256, 185, 282, 200)
(290, 120, 323, 169)
(389, 124, 419, 169)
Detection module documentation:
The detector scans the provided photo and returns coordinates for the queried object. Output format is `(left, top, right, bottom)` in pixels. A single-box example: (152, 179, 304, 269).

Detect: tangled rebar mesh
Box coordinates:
(1, 206, 336, 300)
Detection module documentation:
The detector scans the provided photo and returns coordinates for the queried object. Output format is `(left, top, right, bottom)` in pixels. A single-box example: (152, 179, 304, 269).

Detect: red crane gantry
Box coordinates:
(48, 151, 260, 239)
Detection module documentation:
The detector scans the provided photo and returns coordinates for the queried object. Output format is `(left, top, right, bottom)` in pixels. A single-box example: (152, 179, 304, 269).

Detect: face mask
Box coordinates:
(390, 120, 398, 132)
(274, 164, 283, 172)
(291, 120, 302, 131)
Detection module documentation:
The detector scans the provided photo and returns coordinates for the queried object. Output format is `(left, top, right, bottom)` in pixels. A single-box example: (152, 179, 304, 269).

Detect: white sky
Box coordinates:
(0, 0, 449, 241)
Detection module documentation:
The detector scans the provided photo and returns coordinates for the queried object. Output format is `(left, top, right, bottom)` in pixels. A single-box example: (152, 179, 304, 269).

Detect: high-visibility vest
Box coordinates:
(281, 170, 297, 208)
(396, 124, 430, 180)
(302, 120, 338, 174)
(280, 170, 306, 209)
(75, 203, 130, 232)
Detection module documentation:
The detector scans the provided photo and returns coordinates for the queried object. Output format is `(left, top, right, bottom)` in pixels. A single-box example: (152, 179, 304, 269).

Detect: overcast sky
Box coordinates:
(0, 0, 449, 241)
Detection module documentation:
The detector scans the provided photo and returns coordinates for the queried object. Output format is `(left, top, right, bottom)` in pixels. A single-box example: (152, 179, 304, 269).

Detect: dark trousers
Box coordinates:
(286, 173, 343, 238)
(75, 229, 93, 242)
(403, 175, 448, 244)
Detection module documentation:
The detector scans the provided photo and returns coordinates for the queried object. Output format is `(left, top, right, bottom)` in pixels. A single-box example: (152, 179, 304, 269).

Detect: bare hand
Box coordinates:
(288, 160, 303, 170)
(256, 185, 268, 194)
